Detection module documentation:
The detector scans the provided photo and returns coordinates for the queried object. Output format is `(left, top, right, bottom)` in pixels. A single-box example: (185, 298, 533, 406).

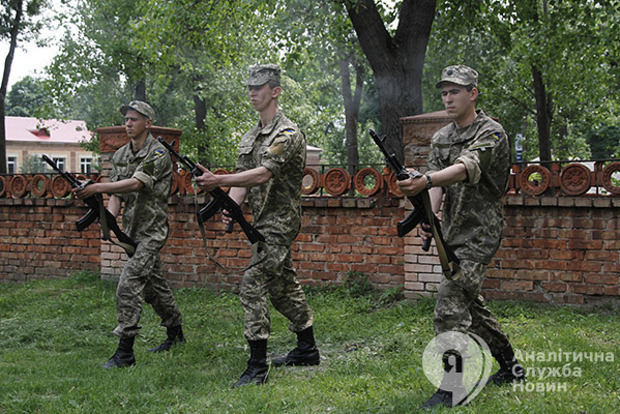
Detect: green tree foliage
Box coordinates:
(18, 0, 619, 169)
(0, 0, 48, 173)
(266, 0, 382, 167)
(586, 124, 620, 160)
(5, 75, 51, 116)
(45, 0, 351, 167)
(19, 153, 45, 173)
(425, 0, 620, 161)
(341, 0, 437, 161)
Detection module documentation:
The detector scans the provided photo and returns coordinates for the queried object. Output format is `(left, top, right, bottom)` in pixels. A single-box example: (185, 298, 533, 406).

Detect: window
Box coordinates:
(80, 157, 93, 174)
(53, 158, 66, 172)
(7, 157, 17, 174)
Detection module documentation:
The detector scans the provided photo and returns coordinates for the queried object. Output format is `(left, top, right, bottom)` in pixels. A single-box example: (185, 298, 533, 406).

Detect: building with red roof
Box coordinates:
(5, 116, 96, 174)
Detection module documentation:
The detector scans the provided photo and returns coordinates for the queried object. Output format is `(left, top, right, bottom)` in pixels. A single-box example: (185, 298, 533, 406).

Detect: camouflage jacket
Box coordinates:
(110, 133, 172, 251)
(236, 111, 306, 246)
(427, 110, 511, 264)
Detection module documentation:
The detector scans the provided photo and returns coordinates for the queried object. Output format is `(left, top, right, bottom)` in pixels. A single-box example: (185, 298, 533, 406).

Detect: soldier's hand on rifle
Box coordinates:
(396, 168, 426, 197)
(72, 182, 99, 199)
(194, 164, 220, 192)
(220, 209, 233, 226)
(419, 222, 433, 245)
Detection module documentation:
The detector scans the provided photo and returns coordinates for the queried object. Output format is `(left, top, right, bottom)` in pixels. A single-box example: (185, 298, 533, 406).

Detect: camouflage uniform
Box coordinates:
(236, 111, 313, 341)
(109, 133, 182, 338)
(427, 110, 511, 353)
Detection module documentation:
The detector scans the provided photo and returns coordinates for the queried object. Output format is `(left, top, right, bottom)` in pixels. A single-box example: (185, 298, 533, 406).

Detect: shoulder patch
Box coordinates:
(282, 129, 294, 135)
(154, 149, 165, 156)
(493, 132, 501, 141)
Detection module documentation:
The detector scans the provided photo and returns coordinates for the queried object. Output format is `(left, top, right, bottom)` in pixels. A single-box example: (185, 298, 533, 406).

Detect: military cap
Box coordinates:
(436, 65, 478, 88)
(245, 64, 281, 86)
(120, 100, 156, 120)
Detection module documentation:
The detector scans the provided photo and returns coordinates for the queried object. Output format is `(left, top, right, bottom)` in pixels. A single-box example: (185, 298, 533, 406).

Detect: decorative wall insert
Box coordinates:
(2, 160, 617, 200)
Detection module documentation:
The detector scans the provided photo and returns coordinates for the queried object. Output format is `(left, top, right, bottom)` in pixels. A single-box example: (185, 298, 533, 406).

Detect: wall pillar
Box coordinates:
(400, 111, 451, 297)
(96, 126, 182, 280)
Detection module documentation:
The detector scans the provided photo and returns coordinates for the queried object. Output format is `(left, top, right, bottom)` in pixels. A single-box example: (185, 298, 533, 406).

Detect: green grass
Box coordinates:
(0, 271, 618, 414)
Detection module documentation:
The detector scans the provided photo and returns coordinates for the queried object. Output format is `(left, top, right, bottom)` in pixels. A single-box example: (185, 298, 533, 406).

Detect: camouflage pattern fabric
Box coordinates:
(235, 111, 313, 341)
(427, 110, 511, 264)
(113, 245, 182, 338)
(434, 260, 510, 353)
(241, 241, 313, 341)
(109, 133, 182, 338)
(236, 111, 305, 246)
(110, 133, 173, 251)
(427, 110, 512, 354)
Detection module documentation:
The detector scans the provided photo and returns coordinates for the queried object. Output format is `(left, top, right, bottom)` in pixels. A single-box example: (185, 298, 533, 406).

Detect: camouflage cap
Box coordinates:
(245, 64, 281, 87)
(119, 100, 156, 120)
(436, 65, 478, 88)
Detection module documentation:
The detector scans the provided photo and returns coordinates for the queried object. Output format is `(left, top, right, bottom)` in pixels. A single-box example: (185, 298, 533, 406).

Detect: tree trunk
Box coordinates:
(193, 94, 209, 166)
(344, 0, 436, 161)
(532, 64, 552, 163)
(134, 79, 146, 102)
(339, 58, 362, 176)
(0, 0, 24, 174)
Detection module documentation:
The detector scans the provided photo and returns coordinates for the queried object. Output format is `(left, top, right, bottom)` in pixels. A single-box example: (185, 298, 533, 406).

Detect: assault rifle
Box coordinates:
(369, 129, 460, 278)
(157, 137, 265, 245)
(42, 155, 137, 257)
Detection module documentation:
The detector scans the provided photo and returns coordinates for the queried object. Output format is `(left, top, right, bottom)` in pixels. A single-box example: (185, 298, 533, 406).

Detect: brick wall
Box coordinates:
(1, 115, 618, 306)
(1, 187, 617, 306)
(489, 197, 619, 305)
(143, 195, 406, 291)
(0, 198, 100, 282)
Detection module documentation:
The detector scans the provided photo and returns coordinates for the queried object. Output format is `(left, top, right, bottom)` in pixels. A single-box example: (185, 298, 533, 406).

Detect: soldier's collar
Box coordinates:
(258, 111, 283, 134)
(130, 133, 155, 157)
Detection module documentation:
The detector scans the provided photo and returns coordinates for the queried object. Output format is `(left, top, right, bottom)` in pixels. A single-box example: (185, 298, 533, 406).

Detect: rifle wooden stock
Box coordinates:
(157, 137, 265, 244)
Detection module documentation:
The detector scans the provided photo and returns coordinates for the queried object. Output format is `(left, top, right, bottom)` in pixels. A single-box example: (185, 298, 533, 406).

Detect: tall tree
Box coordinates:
(425, 0, 620, 162)
(5, 75, 51, 116)
(0, 0, 46, 173)
(270, 1, 376, 168)
(342, 0, 436, 160)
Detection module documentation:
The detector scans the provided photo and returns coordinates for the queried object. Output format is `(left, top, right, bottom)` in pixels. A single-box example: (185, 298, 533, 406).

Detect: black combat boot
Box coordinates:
(488, 343, 525, 385)
(103, 336, 136, 369)
(272, 326, 320, 367)
(233, 339, 269, 388)
(148, 325, 186, 352)
(422, 353, 468, 409)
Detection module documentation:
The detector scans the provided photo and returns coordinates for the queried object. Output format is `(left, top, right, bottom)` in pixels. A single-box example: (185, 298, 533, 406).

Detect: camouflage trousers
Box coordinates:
(112, 245, 182, 338)
(240, 241, 313, 341)
(434, 259, 510, 354)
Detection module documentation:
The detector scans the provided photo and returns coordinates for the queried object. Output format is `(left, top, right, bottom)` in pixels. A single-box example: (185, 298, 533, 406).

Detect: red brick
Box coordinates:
(541, 282, 567, 292)
(555, 272, 584, 282)
(482, 279, 501, 289)
(571, 284, 604, 295)
(567, 261, 602, 272)
(503, 280, 533, 291)
(585, 274, 619, 285)
(604, 286, 620, 296)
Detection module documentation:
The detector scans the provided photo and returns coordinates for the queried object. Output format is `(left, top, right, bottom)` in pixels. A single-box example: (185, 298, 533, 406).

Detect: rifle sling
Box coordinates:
(95, 194, 136, 257)
(419, 191, 460, 280)
(193, 183, 229, 273)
